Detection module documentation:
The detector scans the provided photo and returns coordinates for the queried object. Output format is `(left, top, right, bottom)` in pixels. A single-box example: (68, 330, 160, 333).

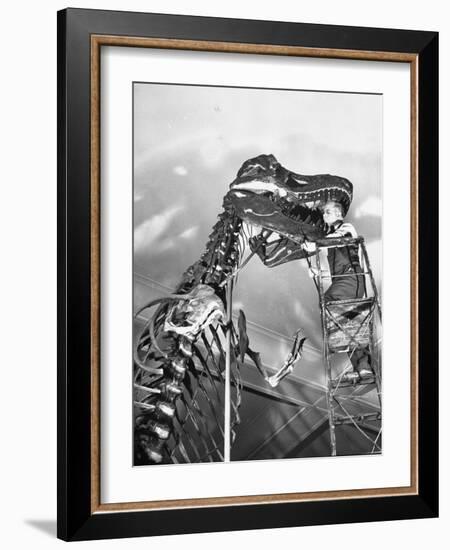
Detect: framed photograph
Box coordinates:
(57, 8, 438, 541)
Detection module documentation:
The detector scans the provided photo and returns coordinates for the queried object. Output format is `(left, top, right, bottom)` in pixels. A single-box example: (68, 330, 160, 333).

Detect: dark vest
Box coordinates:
(326, 221, 361, 276)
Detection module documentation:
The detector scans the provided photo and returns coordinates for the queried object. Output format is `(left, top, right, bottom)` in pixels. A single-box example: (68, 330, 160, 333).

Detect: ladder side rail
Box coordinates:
(359, 239, 382, 321)
(315, 248, 337, 456)
(368, 313, 383, 454)
(369, 314, 383, 409)
(358, 239, 382, 425)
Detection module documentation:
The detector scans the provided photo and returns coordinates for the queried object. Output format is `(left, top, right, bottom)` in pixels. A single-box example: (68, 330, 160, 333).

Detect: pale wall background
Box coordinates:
(0, 1, 447, 549)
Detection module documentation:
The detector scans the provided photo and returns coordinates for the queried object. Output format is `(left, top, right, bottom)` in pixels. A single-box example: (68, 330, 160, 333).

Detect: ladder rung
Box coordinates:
(325, 297, 375, 306)
(318, 271, 370, 279)
(330, 376, 377, 389)
(316, 236, 363, 249)
(334, 412, 381, 425)
(327, 347, 370, 354)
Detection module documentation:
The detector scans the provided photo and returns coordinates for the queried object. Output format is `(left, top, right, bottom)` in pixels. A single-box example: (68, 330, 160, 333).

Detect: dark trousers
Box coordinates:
(324, 268, 371, 371)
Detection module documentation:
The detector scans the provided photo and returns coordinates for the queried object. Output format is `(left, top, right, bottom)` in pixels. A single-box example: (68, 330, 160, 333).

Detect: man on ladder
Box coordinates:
(302, 200, 375, 382)
(249, 195, 381, 455)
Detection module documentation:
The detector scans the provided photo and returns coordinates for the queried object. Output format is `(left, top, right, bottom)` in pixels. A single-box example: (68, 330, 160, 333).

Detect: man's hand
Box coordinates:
(302, 240, 317, 253)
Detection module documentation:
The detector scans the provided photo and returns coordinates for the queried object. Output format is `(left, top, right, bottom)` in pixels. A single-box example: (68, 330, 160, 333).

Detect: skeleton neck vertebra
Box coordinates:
(177, 198, 244, 293)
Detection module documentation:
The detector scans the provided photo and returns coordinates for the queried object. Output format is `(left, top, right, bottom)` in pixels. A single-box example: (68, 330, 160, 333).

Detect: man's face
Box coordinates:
(322, 202, 343, 226)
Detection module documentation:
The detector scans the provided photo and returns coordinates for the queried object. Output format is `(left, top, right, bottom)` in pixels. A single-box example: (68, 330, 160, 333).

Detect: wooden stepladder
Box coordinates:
(312, 236, 382, 457)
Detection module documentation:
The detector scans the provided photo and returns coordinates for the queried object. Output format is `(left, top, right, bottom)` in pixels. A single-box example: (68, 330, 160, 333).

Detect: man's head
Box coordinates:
(322, 201, 344, 226)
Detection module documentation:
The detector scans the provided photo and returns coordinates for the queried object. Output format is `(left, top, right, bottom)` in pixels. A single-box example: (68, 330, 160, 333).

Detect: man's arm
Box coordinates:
(326, 222, 358, 239)
(300, 240, 323, 278)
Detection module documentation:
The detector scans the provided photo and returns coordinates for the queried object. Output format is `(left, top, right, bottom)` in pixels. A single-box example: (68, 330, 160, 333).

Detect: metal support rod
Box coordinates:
(369, 315, 383, 414)
(315, 248, 337, 456)
(224, 280, 233, 462)
(360, 239, 382, 320)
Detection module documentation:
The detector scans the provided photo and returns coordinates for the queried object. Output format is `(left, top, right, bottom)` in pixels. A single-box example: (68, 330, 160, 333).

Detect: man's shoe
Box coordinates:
(357, 367, 374, 380)
(341, 371, 360, 383)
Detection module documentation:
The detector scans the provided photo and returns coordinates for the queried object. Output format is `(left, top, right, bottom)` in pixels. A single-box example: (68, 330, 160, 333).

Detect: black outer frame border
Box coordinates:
(57, 7, 438, 542)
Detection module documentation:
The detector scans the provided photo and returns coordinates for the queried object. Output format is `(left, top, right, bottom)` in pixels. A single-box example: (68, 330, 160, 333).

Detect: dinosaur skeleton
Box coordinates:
(134, 153, 354, 465)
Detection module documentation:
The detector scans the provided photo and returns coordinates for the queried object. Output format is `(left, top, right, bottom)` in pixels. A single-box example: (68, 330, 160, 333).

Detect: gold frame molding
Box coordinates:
(90, 35, 419, 514)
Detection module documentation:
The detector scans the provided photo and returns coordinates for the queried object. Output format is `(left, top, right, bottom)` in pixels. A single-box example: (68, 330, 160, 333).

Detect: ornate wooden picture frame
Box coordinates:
(57, 8, 438, 541)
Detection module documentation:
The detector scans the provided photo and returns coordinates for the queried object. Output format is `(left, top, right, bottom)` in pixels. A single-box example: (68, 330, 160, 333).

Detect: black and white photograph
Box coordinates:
(0, 0, 442, 546)
(133, 82, 382, 465)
